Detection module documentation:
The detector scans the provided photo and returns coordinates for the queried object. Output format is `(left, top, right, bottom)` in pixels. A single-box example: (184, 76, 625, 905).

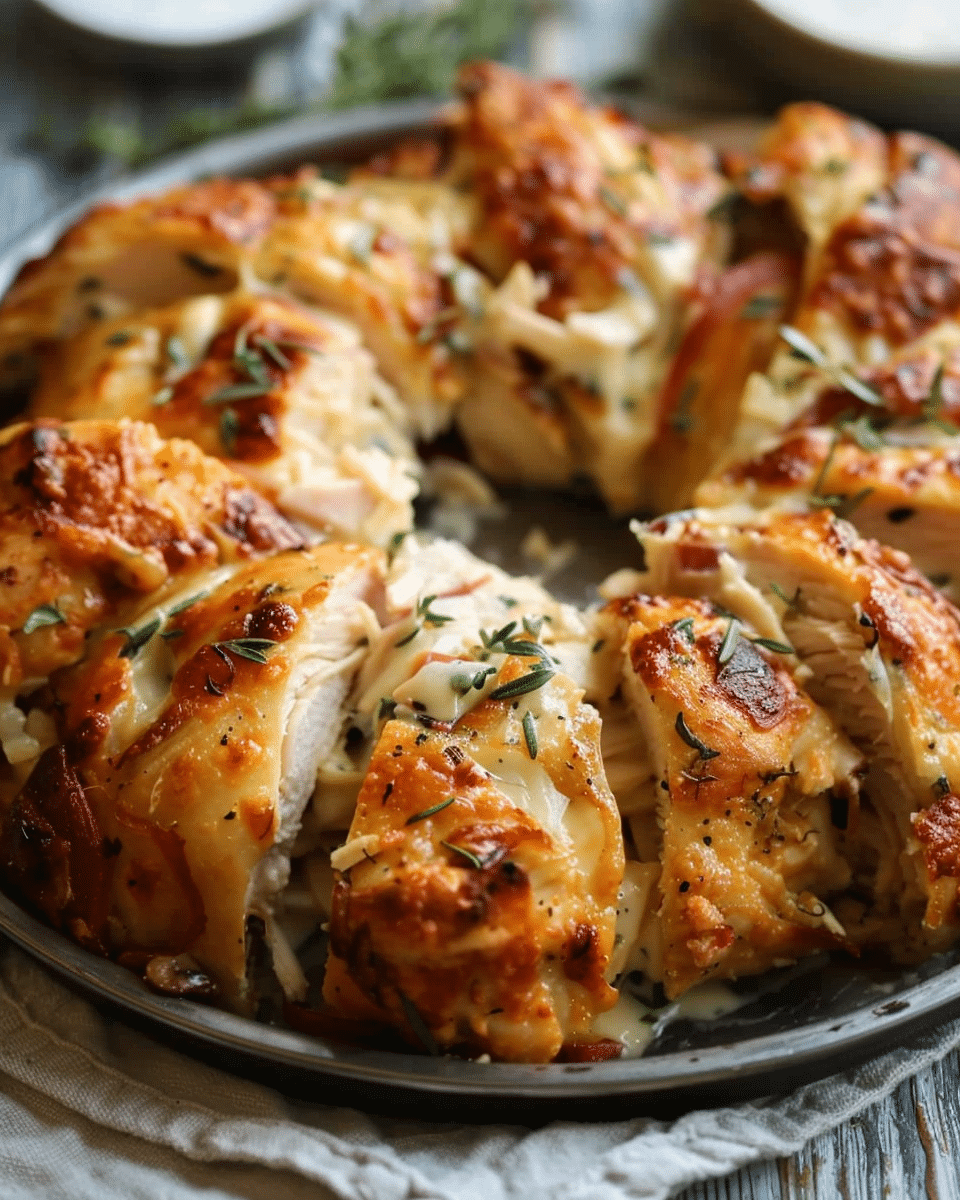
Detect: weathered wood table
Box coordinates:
(2, 0, 959, 1194)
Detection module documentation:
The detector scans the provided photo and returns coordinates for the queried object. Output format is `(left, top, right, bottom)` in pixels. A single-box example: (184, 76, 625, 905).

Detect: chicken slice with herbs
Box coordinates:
(588, 591, 860, 998)
(631, 506, 960, 957)
(0, 417, 301, 704)
(0, 544, 384, 1010)
(323, 657, 623, 1063)
(29, 292, 419, 547)
(445, 60, 732, 512)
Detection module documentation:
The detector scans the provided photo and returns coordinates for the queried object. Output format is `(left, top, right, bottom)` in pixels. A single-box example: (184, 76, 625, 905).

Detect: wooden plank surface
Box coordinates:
(2, 1, 959, 1197)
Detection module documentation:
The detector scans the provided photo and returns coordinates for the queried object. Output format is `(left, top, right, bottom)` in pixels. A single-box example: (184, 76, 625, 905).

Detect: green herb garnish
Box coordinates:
(212, 637, 276, 664)
(779, 325, 883, 408)
(489, 667, 555, 701)
(204, 381, 272, 405)
(441, 840, 484, 869)
(522, 710, 538, 760)
(22, 603, 66, 635)
(717, 618, 741, 666)
(115, 616, 162, 659)
(671, 617, 695, 644)
(675, 711, 720, 760)
(406, 796, 456, 825)
(750, 637, 794, 654)
(219, 408, 240, 455)
(168, 590, 208, 616)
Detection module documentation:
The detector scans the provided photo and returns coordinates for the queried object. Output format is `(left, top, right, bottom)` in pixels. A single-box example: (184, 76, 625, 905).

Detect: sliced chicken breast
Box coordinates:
(630, 506, 960, 957)
(29, 292, 419, 547)
(589, 591, 860, 998)
(0, 544, 384, 1010)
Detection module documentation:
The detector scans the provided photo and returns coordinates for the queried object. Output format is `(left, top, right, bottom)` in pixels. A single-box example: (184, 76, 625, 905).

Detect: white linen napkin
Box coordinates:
(2, 941, 959, 1200)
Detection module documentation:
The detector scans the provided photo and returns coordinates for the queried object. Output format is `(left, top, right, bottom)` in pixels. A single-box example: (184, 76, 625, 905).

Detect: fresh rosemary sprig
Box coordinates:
(779, 325, 883, 408)
(22, 603, 66, 635)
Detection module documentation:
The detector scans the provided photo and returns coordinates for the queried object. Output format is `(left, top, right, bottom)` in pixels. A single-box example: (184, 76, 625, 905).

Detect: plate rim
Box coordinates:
(3, 96, 960, 1103)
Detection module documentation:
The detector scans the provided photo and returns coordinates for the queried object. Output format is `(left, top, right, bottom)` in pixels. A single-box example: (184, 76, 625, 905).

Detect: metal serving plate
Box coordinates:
(3, 99, 960, 1118)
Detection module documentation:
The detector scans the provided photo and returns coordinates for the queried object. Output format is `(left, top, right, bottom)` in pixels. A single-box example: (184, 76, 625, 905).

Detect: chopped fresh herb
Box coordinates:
(212, 637, 276, 664)
(166, 335, 189, 370)
(105, 330, 133, 347)
(741, 294, 783, 320)
(151, 385, 174, 406)
(394, 626, 419, 648)
(770, 582, 801, 609)
(498, 595, 518, 608)
(675, 711, 720, 760)
(522, 710, 538, 760)
(349, 223, 377, 263)
(489, 666, 555, 701)
(717, 618, 741, 665)
(204, 381, 272, 405)
(417, 595, 454, 628)
(472, 665, 496, 689)
(160, 628, 185, 641)
(252, 336, 292, 371)
(388, 531, 407, 556)
(115, 616, 162, 659)
(22, 603, 65, 634)
(181, 253, 222, 278)
(377, 697, 397, 722)
(842, 414, 884, 451)
(671, 617, 696, 644)
(750, 637, 794, 654)
(779, 325, 883, 407)
(441, 840, 484, 869)
(406, 796, 456, 825)
(168, 590, 208, 616)
(811, 487, 875, 518)
(219, 408, 240, 456)
(921, 362, 957, 434)
(522, 614, 544, 638)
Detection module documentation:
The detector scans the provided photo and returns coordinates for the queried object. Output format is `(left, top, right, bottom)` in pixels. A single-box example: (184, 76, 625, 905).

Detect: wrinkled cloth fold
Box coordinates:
(2, 943, 959, 1200)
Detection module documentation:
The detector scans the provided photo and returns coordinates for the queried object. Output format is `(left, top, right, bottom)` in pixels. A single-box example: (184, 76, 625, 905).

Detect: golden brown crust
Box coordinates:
(324, 660, 623, 1061)
(451, 61, 728, 318)
(0, 418, 302, 688)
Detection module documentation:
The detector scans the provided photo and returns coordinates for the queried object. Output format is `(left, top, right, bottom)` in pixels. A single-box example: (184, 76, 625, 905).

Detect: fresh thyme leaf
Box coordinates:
(717, 618, 742, 665)
(750, 637, 794, 654)
(811, 431, 840, 499)
(219, 408, 240, 456)
(406, 796, 456, 825)
(22, 603, 66, 634)
(675, 711, 720, 760)
(489, 666, 554, 701)
(441, 840, 484, 869)
(522, 709, 538, 760)
(811, 487, 875, 518)
(160, 628, 185, 641)
(779, 324, 826, 365)
(741, 294, 783, 320)
(166, 335, 189, 370)
(168, 590, 208, 616)
(842, 415, 884, 452)
(212, 637, 277, 664)
(204, 381, 272, 405)
(472, 665, 496, 689)
(394, 625, 420, 648)
(671, 617, 695, 644)
(779, 325, 882, 406)
(522, 614, 544, 638)
(115, 616, 162, 659)
(922, 362, 958, 433)
(497, 638, 552, 663)
(151, 385, 174, 406)
(417, 595, 454, 628)
(770, 582, 801, 608)
(253, 336, 292, 371)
